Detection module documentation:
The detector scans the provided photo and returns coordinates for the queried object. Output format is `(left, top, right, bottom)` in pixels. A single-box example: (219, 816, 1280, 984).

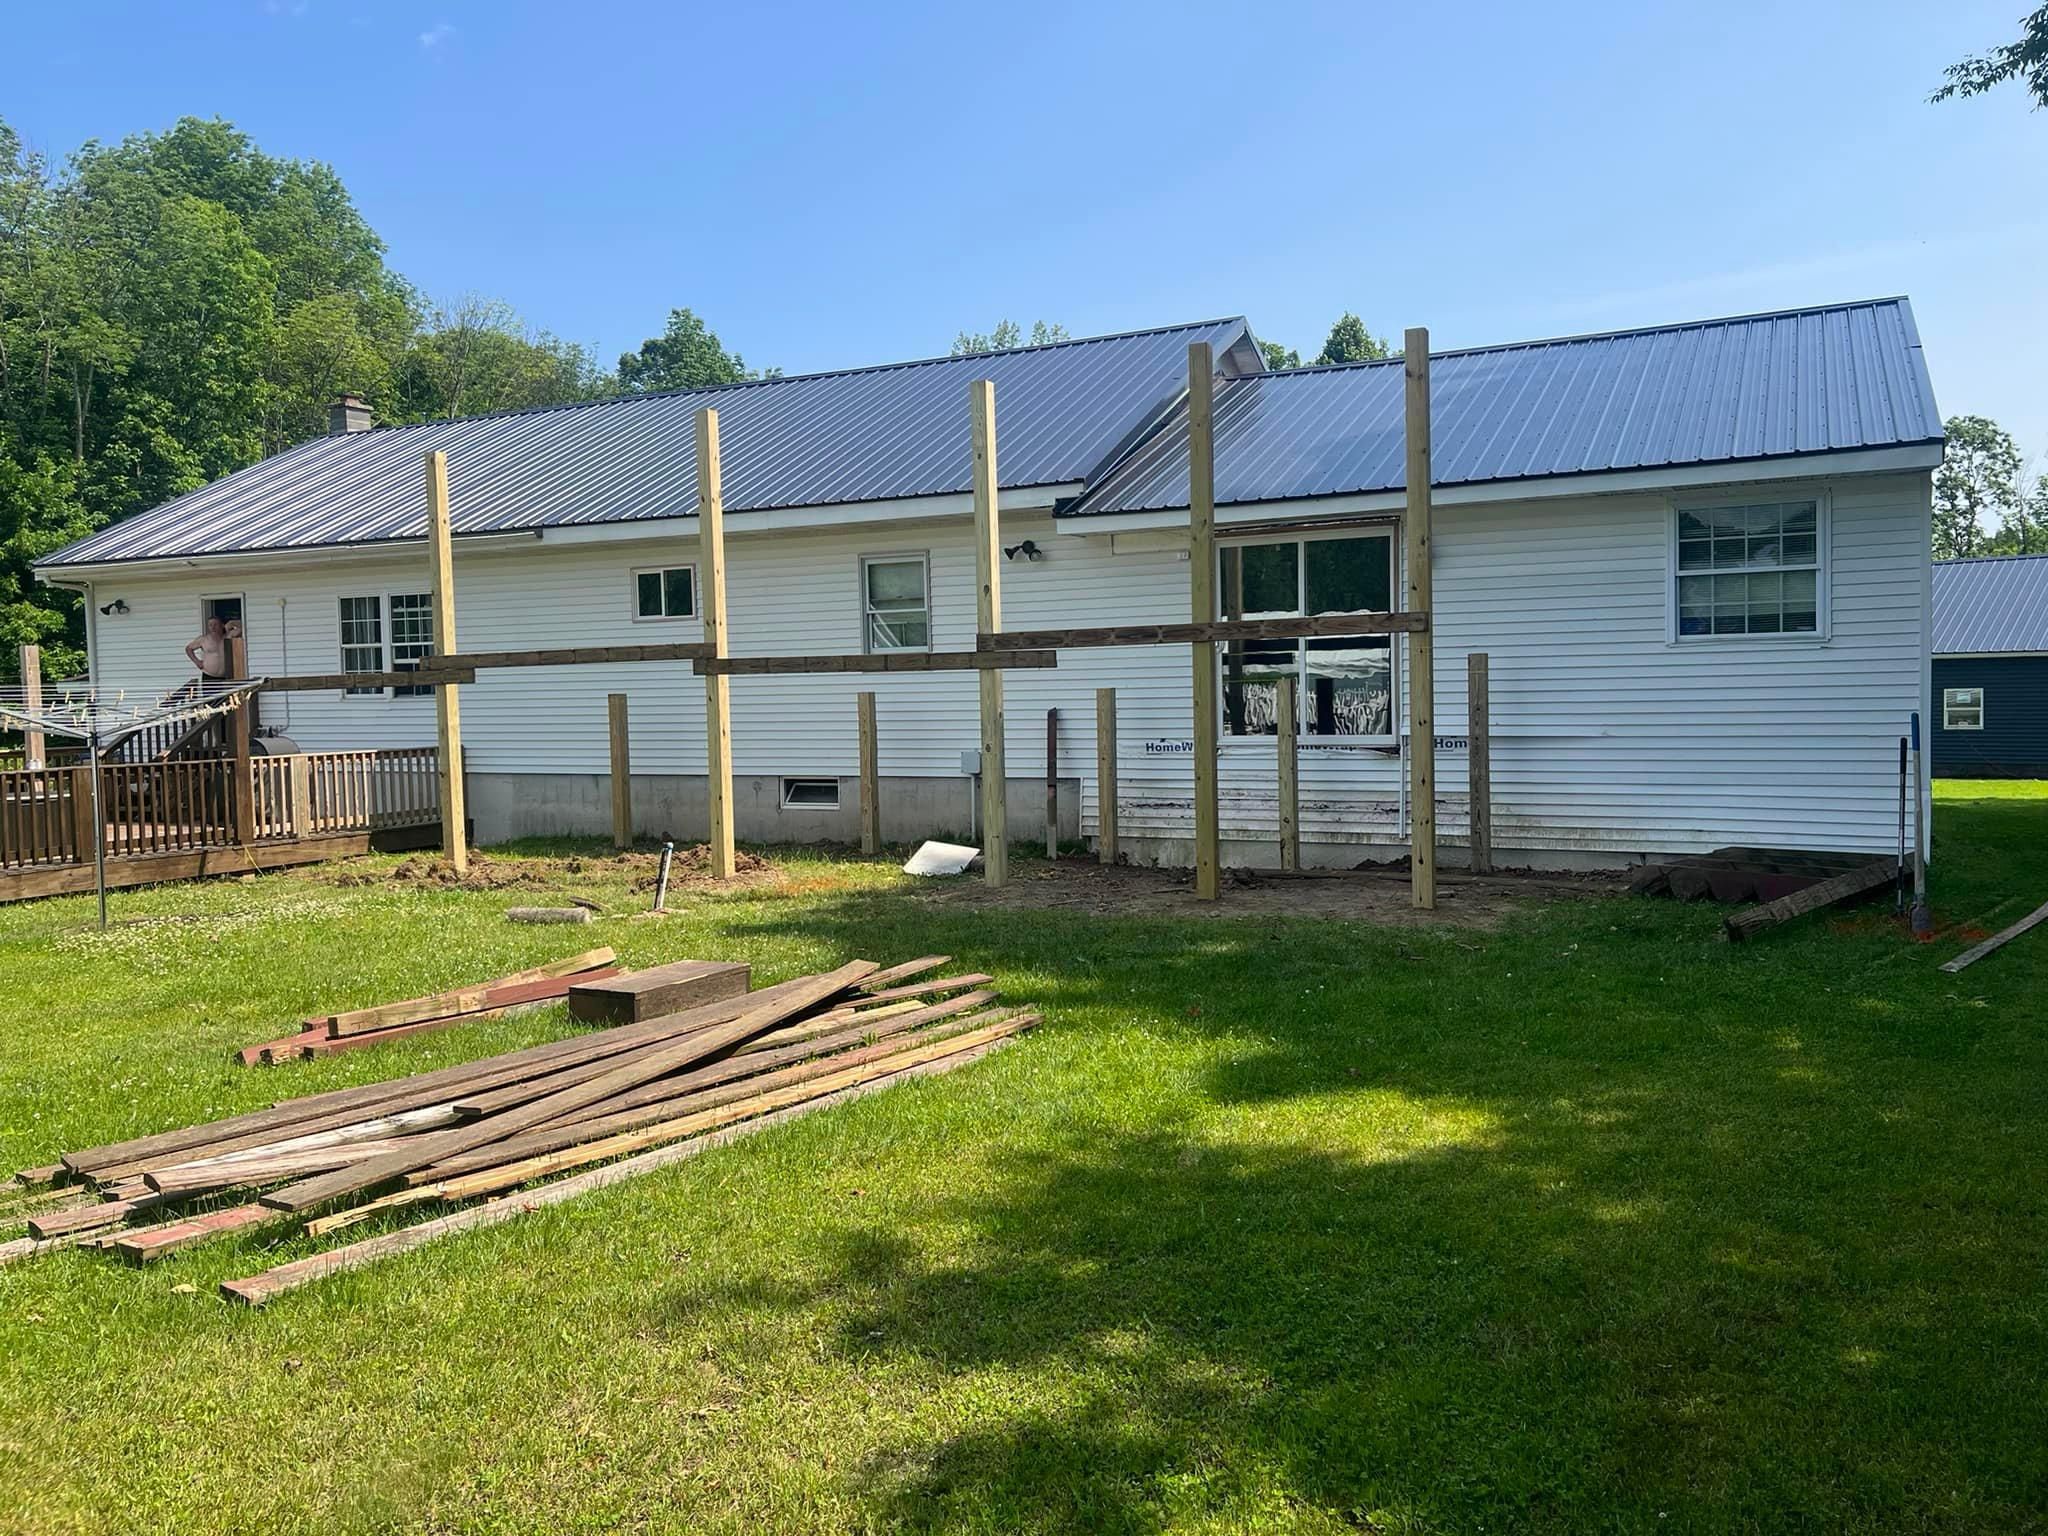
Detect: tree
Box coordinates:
(397, 294, 609, 421)
(951, 320, 1067, 356)
(1932, 6, 2048, 108)
(616, 307, 754, 393)
(1933, 415, 2023, 560)
(1258, 339, 1301, 371)
(1314, 313, 1393, 366)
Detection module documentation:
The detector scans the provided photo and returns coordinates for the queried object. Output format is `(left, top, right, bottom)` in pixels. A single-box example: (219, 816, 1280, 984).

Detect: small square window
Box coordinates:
(634, 566, 696, 620)
(863, 556, 930, 652)
(1943, 687, 1984, 731)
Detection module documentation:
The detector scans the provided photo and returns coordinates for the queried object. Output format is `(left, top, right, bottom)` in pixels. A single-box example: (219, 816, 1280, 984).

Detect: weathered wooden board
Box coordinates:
(566, 959, 750, 1026)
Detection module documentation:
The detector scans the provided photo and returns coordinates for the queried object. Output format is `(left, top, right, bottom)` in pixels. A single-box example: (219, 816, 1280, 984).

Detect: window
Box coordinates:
(339, 594, 435, 697)
(781, 777, 840, 809)
(1219, 531, 1395, 739)
(634, 565, 696, 621)
(1676, 500, 1821, 637)
(338, 595, 385, 695)
(1943, 687, 1984, 730)
(862, 555, 930, 652)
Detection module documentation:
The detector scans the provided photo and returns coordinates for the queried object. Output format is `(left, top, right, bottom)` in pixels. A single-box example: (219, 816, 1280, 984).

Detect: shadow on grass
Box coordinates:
(633, 869, 2048, 1531)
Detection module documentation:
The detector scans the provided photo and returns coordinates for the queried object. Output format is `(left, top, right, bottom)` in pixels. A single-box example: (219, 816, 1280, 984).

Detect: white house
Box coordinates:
(35, 299, 1945, 868)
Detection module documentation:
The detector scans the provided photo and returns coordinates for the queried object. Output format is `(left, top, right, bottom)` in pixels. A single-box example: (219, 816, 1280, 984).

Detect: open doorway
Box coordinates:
(191, 594, 246, 681)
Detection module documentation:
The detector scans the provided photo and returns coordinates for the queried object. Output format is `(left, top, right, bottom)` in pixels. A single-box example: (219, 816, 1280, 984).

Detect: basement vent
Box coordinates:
(780, 777, 840, 810)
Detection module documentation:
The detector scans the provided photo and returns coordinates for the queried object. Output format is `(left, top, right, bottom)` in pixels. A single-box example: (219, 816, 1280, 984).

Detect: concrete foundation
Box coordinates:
(468, 771, 1082, 851)
(1103, 834, 1642, 874)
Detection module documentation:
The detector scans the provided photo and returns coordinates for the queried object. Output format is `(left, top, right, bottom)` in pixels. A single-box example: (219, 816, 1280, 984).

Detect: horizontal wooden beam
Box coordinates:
(694, 650, 1056, 676)
(419, 642, 714, 672)
(977, 612, 1427, 652)
(258, 670, 474, 692)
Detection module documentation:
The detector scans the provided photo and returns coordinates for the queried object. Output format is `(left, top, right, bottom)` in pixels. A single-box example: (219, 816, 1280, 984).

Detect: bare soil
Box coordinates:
(315, 844, 776, 897)
(919, 857, 1627, 928)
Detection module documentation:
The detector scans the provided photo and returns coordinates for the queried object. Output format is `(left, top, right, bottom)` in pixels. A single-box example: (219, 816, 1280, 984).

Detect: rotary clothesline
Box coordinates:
(0, 679, 258, 742)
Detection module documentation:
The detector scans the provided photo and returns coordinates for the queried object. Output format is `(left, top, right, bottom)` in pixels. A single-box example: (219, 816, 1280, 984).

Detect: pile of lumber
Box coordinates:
(239, 948, 623, 1064)
(4, 956, 1030, 1303)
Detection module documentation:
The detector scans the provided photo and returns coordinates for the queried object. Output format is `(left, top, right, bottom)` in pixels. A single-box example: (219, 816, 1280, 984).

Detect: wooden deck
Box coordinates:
(0, 747, 440, 904)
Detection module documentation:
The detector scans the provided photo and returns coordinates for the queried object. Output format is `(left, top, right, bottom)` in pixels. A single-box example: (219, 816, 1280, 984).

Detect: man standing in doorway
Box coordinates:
(184, 614, 240, 680)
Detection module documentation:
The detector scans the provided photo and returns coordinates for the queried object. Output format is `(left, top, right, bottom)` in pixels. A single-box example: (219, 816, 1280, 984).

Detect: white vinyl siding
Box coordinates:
(79, 470, 1932, 858)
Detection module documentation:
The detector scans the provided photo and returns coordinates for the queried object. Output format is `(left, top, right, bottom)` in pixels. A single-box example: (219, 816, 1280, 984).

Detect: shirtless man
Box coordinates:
(184, 615, 241, 679)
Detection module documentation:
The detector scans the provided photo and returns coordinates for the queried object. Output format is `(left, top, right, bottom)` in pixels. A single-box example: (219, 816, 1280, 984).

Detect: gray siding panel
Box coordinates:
(1932, 656, 2048, 777)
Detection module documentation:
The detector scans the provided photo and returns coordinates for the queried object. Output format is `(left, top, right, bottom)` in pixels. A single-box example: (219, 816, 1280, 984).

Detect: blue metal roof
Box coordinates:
(1933, 555, 2048, 655)
(1068, 298, 1944, 516)
(40, 318, 1254, 568)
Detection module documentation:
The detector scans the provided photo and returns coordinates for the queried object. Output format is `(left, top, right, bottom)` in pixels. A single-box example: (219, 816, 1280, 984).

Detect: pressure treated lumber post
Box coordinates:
(227, 633, 256, 846)
(1467, 652, 1491, 874)
(1188, 341, 1220, 901)
(699, 408, 735, 879)
(608, 692, 632, 850)
(288, 754, 313, 839)
(857, 690, 879, 855)
(425, 450, 468, 875)
(1276, 674, 1299, 872)
(1404, 328, 1436, 910)
(970, 379, 1007, 886)
(1096, 687, 1117, 865)
(19, 645, 43, 769)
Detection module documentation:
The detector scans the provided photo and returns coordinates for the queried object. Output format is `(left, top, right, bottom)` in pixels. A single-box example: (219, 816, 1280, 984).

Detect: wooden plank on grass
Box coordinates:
(223, 1040, 1017, 1306)
(853, 956, 951, 992)
(259, 962, 878, 1213)
(327, 949, 617, 1037)
(1723, 858, 1896, 942)
(112, 1204, 275, 1264)
(1939, 897, 2048, 973)
(567, 959, 750, 1026)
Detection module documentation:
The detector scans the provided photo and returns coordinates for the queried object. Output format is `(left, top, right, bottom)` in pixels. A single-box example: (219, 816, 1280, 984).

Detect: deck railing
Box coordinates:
(0, 747, 440, 878)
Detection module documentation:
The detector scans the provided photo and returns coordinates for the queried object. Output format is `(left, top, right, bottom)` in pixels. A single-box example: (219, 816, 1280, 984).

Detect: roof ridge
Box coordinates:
(1234, 296, 1919, 380)
(351, 316, 1251, 437)
(1936, 552, 2048, 565)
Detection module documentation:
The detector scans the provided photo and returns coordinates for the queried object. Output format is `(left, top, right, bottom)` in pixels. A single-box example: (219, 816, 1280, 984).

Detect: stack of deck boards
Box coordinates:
(2, 956, 1031, 1303)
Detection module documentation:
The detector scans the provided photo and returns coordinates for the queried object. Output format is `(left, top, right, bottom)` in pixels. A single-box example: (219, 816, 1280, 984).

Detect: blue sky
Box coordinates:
(9, 1, 2046, 467)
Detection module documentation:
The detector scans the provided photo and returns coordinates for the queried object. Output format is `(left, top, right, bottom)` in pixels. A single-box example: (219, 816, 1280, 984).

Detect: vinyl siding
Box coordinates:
(78, 470, 1933, 857)
(1931, 656, 2048, 777)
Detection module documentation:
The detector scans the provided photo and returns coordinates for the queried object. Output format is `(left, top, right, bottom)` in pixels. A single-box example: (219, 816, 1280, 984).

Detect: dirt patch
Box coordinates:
(917, 857, 1626, 928)
(320, 844, 775, 896)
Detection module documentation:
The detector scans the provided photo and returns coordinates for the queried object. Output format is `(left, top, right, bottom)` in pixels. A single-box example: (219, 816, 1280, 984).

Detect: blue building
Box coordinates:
(1932, 555, 2048, 778)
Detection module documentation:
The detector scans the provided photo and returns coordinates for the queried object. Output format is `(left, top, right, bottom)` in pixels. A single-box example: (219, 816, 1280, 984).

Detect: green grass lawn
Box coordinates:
(2, 786, 2045, 1534)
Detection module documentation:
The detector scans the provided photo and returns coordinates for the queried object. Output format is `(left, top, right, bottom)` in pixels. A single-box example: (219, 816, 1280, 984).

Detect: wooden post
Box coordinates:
(970, 379, 1007, 886)
(698, 408, 735, 878)
(1188, 341, 1220, 900)
(1277, 673, 1299, 872)
(1404, 328, 1436, 910)
(1095, 687, 1117, 865)
(608, 692, 632, 850)
(19, 645, 44, 769)
(1467, 652, 1491, 874)
(71, 757, 97, 865)
(288, 754, 313, 840)
(857, 690, 879, 855)
(227, 633, 256, 846)
(1040, 712, 1056, 860)
(425, 450, 468, 875)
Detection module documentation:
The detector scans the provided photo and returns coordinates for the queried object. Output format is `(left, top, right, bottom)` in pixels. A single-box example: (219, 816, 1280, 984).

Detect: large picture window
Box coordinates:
(862, 555, 930, 652)
(1676, 500, 1821, 637)
(1220, 531, 1395, 739)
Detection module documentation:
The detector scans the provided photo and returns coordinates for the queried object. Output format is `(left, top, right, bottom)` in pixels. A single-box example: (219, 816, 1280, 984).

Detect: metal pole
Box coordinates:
(653, 839, 674, 913)
(89, 727, 107, 930)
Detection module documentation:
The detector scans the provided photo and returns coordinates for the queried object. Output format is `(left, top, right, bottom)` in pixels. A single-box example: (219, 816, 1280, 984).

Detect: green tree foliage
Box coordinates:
(0, 115, 690, 678)
(951, 320, 1068, 356)
(1932, 5, 2048, 108)
(1933, 415, 2025, 560)
(616, 307, 755, 393)
(1258, 339, 1302, 371)
(1313, 313, 1393, 366)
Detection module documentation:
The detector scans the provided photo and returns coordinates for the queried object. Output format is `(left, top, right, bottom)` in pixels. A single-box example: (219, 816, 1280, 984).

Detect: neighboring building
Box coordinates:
(35, 298, 1945, 867)
(1932, 554, 2048, 778)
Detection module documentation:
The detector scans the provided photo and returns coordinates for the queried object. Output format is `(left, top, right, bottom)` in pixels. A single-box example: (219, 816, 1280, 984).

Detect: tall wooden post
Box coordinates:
(226, 632, 256, 846)
(1404, 328, 1436, 910)
(19, 645, 44, 769)
(1188, 341, 1220, 900)
(1095, 687, 1117, 865)
(970, 379, 1008, 886)
(1044, 708, 1059, 858)
(1277, 673, 1299, 872)
(1467, 652, 1491, 874)
(857, 690, 879, 855)
(426, 450, 468, 875)
(608, 692, 632, 850)
(698, 408, 736, 878)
